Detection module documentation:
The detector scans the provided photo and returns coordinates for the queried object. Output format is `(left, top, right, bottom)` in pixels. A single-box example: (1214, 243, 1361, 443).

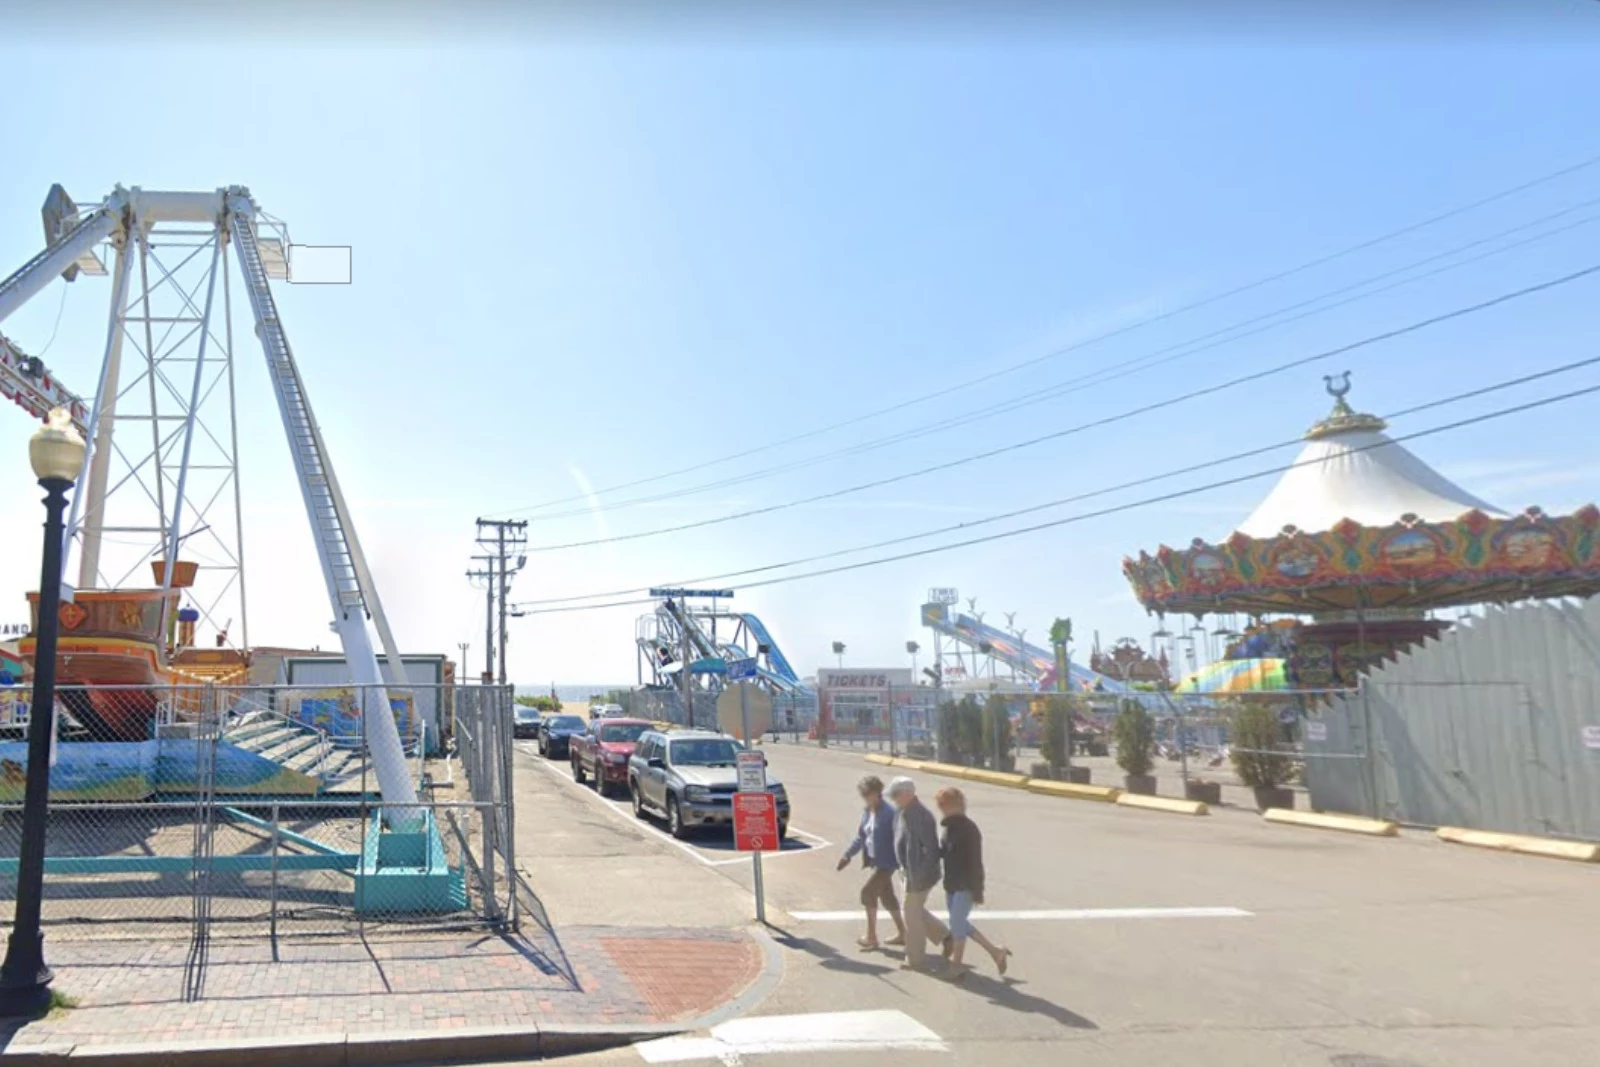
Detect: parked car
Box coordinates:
(627, 729, 789, 840)
(571, 717, 651, 796)
(513, 706, 544, 739)
(538, 714, 589, 759)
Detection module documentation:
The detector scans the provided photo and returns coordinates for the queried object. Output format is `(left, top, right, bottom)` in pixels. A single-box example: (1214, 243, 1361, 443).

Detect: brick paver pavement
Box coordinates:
(0, 925, 766, 1053)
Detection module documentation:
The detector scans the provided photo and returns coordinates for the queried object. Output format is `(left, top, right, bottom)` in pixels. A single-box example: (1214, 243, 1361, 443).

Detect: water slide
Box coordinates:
(735, 614, 800, 686)
(929, 612, 1127, 692)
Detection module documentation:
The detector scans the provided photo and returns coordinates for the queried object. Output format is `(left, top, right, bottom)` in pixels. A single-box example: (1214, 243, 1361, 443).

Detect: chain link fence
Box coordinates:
(0, 682, 516, 943)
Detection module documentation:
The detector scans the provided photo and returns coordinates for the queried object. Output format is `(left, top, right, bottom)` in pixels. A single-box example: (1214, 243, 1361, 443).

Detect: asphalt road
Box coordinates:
(517, 737, 1600, 1067)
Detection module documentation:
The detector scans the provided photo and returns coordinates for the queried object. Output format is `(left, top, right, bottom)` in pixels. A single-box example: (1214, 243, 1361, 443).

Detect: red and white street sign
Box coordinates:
(732, 792, 780, 852)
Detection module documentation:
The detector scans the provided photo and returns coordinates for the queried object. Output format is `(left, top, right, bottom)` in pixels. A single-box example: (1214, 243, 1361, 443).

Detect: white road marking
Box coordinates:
(788, 906, 1253, 922)
(636, 1010, 946, 1063)
(523, 746, 828, 866)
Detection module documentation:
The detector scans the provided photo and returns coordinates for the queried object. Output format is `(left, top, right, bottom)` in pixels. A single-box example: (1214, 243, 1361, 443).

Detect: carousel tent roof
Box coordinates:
(1236, 378, 1504, 538)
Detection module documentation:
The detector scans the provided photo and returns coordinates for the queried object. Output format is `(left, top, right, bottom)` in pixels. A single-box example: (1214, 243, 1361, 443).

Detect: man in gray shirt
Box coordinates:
(888, 776, 949, 971)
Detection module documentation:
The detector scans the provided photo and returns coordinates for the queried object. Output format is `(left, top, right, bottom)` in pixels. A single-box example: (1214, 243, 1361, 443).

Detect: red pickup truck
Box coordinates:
(571, 717, 653, 796)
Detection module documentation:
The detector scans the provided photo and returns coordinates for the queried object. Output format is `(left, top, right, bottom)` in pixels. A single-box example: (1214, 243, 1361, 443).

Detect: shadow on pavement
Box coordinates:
(766, 926, 900, 980)
(494, 870, 580, 989)
(689, 834, 818, 855)
(953, 970, 1098, 1030)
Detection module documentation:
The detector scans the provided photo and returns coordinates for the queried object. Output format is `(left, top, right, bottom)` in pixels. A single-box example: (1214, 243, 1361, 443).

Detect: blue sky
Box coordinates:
(2, 15, 1599, 685)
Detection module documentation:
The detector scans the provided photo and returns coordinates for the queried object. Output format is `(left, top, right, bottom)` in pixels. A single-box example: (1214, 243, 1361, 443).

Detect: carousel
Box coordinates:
(1124, 373, 1600, 688)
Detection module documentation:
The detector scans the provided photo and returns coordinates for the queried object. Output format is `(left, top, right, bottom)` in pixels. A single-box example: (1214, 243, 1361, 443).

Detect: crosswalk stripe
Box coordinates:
(635, 1010, 947, 1062)
(788, 906, 1252, 921)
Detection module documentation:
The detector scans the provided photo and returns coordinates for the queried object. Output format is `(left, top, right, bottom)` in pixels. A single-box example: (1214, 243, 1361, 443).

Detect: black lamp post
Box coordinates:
(0, 408, 85, 1016)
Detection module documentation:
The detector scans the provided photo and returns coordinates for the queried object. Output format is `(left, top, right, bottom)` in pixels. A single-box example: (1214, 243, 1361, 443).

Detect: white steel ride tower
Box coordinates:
(0, 185, 417, 815)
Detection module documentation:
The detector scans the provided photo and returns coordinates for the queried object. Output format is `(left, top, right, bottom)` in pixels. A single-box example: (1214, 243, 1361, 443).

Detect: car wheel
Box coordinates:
(667, 796, 687, 839)
(572, 756, 586, 785)
(631, 783, 647, 819)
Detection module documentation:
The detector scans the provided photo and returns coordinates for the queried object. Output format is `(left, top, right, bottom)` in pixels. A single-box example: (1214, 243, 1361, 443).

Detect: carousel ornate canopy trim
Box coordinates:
(1124, 504, 1600, 616)
(1123, 374, 1600, 618)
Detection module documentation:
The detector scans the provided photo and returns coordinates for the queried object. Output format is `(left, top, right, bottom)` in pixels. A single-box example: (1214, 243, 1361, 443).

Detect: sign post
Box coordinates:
(726, 655, 770, 923)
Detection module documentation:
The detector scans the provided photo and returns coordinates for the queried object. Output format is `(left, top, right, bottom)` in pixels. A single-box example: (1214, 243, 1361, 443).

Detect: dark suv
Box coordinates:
(627, 729, 789, 840)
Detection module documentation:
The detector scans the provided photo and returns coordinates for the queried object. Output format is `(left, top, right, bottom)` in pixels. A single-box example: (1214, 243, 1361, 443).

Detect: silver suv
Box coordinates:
(628, 729, 790, 840)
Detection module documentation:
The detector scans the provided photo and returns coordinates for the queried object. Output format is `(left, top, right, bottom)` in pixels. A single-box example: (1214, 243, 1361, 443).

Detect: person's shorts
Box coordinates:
(946, 889, 975, 939)
(860, 867, 900, 910)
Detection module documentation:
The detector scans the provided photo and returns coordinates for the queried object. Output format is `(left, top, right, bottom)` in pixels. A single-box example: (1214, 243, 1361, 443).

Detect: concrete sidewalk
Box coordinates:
(0, 922, 776, 1065)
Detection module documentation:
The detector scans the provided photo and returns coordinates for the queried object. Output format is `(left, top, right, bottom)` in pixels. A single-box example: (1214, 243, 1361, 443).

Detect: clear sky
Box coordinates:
(2, 6, 1599, 686)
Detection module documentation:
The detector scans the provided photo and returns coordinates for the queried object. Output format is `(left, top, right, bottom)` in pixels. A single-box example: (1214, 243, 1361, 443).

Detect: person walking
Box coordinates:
(933, 785, 1011, 981)
(888, 776, 949, 971)
(836, 775, 906, 950)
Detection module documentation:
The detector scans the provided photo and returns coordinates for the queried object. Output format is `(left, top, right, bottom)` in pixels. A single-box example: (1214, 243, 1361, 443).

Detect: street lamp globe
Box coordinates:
(29, 408, 85, 483)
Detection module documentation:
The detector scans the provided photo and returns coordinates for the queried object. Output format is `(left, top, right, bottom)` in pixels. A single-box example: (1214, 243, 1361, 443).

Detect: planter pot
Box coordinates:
(1086, 742, 1109, 758)
(1253, 785, 1294, 812)
(1063, 766, 1092, 785)
(1123, 774, 1157, 796)
(1185, 780, 1222, 805)
(1029, 761, 1054, 780)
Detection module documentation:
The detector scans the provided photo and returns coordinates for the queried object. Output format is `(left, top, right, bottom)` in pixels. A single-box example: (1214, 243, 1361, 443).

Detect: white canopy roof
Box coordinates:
(1236, 385, 1504, 539)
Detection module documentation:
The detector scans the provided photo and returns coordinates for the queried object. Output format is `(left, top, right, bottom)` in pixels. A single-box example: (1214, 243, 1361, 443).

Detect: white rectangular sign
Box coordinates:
(1305, 721, 1328, 742)
(737, 750, 767, 792)
(1582, 725, 1600, 751)
(816, 668, 914, 690)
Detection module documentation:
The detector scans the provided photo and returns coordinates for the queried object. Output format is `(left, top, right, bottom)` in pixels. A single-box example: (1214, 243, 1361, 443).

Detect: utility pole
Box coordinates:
(457, 641, 470, 684)
(475, 519, 527, 689)
(467, 561, 496, 684)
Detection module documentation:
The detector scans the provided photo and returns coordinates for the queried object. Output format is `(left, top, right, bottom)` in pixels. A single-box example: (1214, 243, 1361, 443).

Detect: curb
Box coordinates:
(863, 753, 895, 766)
(0, 1024, 672, 1067)
(957, 768, 1032, 789)
(1025, 779, 1121, 802)
(1264, 808, 1397, 837)
(1436, 825, 1600, 863)
(1116, 793, 1208, 816)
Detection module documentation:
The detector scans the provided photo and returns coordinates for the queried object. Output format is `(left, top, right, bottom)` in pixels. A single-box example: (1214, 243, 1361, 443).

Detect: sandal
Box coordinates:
(884, 934, 905, 947)
(996, 947, 1012, 976)
(941, 935, 954, 960)
(856, 937, 880, 951)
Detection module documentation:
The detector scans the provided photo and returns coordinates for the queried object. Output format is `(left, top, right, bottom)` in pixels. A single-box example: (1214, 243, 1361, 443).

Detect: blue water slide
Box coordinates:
(737, 614, 799, 684)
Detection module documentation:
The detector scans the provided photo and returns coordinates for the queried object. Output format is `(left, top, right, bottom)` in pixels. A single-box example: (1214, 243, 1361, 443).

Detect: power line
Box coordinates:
(508, 380, 1600, 615)
(493, 151, 1600, 518)
(514, 353, 1600, 606)
(507, 196, 1600, 525)
(525, 260, 1600, 552)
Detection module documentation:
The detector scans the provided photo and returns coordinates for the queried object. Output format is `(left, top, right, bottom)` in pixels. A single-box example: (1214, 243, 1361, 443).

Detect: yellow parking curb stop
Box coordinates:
(1026, 779, 1121, 803)
(1116, 793, 1209, 816)
(1436, 826, 1600, 863)
(1264, 808, 1397, 836)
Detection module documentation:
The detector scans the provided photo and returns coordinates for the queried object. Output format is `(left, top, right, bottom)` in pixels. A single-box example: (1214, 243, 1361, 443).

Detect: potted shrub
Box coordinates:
(1184, 778, 1223, 805)
(983, 693, 1015, 772)
(936, 700, 959, 763)
(1231, 704, 1295, 811)
(1113, 699, 1157, 795)
(956, 695, 985, 767)
(1042, 696, 1069, 776)
(1029, 759, 1053, 780)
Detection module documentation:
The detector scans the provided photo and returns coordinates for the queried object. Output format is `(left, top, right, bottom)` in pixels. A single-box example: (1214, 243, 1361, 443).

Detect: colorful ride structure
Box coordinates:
(918, 591, 1126, 692)
(0, 186, 416, 803)
(635, 592, 807, 696)
(1124, 374, 1600, 688)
